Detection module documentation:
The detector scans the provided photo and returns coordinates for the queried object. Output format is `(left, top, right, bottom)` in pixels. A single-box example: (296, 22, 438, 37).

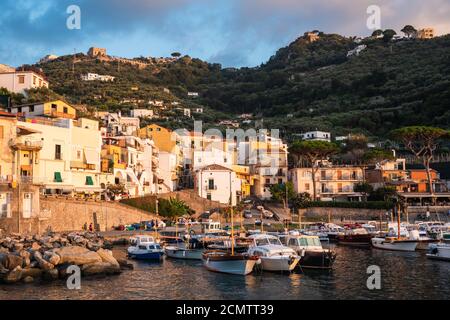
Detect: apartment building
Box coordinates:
(0, 69, 49, 94)
(7, 100, 76, 120)
(290, 166, 364, 201)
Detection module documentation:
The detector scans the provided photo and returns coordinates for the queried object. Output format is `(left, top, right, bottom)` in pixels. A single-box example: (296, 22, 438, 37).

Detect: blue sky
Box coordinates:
(1, 0, 449, 68)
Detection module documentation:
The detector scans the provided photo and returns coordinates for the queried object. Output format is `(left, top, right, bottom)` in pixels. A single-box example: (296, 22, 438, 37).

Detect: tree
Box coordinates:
(363, 148, 395, 165)
(383, 29, 397, 42)
(290, 140, 340, 200)
(354, 182, 374, 200)
(269, 182, 295, 208)
(391, 126, 450, 197)
(401, 25, 417, 38)
(171, 52, 182, 58)
(291, 192, 312, 211)
(158, 198, 193, 219)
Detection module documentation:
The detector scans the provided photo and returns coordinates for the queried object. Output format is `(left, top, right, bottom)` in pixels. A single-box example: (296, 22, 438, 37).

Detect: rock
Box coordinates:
(117, 259, 134, 270)
(23, 276, 34, 283)
(44, 251, 61, 266)
(0, 253, 24, 271)
(42, 269, 59, 281)
(33, 251, 55, 270)
(96, 249, 120, 267)
(21, 268, 43, 279)
(29, 261, 38, 268)
(81, 262, 120, 276)
(56, 246, 102, 265)
(30, 242, 41, 251)
(13, 243, 24, 252)
(3, 266, 23, 284)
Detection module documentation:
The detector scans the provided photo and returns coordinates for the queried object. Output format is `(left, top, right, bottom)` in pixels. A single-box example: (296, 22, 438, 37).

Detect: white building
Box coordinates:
(102, 112, 140, 136)
(296, 131, 331, 142)
(0, 69, 49, 94)
(196, 164, 241, 206)
(148, 100, 164, 107)
(130, 109, 154, 118)
(81, 73, 115, 82)
(157, 151, 179, 193)
(187, 92, 199, 97)
(193, 148, 233, 171)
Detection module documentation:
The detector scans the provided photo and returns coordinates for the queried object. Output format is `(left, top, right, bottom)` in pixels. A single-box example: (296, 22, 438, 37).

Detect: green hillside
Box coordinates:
(32, 32, 450, 138)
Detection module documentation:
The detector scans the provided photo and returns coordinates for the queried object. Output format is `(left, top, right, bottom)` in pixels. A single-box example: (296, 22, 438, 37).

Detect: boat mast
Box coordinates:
(397, 202, 401, 240)
(230, 171, 235, 256)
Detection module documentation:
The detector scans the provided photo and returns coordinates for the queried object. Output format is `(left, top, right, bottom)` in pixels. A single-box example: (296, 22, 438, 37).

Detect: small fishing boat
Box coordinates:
(127, 235, 164, 260)
(426, 243, 450, 261)
(165, 246, 204, 260)
(371, 237, 418, 252)
(202, 250, 260, 275)
(324, 223, 345, 242)
(282, 234, 336, 269)
(246, 234, 299, 272)
(337, 228, 373, 246)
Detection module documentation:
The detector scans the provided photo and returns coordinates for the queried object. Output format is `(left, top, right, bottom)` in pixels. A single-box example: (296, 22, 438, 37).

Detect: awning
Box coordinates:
(54, 172, 63, 183)
(84, 149, 98, 165)
(86, 176, 94, 186)
(16, 125, 41, 135)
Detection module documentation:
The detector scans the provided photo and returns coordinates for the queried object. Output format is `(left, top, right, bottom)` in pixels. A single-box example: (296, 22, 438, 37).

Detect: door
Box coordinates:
(22, 193, 33, 218)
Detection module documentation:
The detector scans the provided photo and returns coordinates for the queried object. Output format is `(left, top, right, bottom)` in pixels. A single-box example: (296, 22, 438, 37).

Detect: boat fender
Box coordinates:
(255, 258, 262, 265)
(301, 249, 306, 257)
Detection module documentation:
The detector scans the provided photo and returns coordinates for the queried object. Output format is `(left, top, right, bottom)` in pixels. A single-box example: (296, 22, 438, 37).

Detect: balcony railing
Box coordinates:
(9, 138, 43, 150)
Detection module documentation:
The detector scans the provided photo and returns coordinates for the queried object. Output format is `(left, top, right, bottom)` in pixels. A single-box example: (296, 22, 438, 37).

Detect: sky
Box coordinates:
(1, 0, 449, 68)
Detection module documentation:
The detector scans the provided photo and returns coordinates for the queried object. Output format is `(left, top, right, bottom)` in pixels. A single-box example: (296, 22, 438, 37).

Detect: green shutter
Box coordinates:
(86, 176, 94, 186)
(54, 172, 62, 183)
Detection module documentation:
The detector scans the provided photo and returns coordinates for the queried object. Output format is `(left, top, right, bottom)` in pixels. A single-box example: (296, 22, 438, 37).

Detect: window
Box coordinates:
(278, 179, 283, 184)
(29, 106, 34, 112)
(77, 150, 82, 159)
(18, 107, 22, 113)
(0, 126, 3, 139)
(51, 104, 57, 110)
(206, 193, 211, 200)
(55, 144, 62, 160)
(63, 107, 68, 113)
(208, 179, 214, 190)
(265, 178, 270, 184)
(305, 183, 310, 191)
(338, 183, 343, 193)
(18, 75, 25, 84)
(321, 171, 326, 180)
(337, 170, 342, 180)
(33, 76, 37, 85)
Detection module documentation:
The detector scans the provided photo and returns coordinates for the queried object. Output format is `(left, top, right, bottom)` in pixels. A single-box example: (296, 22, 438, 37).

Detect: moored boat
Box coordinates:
(165, 246, 204, 260)
(247, 234, 299, 272)
(337, 228, 373, 246)
(371, 237, 418, 252)
(202, 250, 259, 275)
(127, 235, 165, 260)
(426, 243, 450, 261)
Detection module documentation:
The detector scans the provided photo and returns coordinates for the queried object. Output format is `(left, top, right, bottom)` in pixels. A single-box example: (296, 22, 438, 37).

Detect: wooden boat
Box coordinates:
(202, 250, 259, 275)
(371, 237, 418, 252)
(337, 228, 373, 246)
(426, 243, 450, 261)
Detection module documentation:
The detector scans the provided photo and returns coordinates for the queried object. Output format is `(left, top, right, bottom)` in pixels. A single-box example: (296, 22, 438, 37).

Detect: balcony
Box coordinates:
(50, 111, 76, 119)
(70, 161, 96, 170)
(9, 137, 43, 151)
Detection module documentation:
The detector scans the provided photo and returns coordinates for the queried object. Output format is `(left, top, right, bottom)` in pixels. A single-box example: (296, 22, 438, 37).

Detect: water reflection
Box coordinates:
(0, 246, 448, 300)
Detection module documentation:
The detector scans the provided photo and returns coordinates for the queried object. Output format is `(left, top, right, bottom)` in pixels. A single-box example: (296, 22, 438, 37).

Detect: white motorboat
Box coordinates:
(165, 246, 204, 260)
(202, 250, 259, 275)
(426, 243, 450, 261)
(281, 234, 336, 269)
(247, 234, 299, 272)
(127, 235, 165, 260)
(371, 237, 418, 252)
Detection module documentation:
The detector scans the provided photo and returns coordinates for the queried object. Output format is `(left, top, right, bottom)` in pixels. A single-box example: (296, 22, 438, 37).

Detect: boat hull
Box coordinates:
(371, 238, 418, 252)
(202, 251, 258, 275)
(299, 250, 336, 269)
(426, 244, 450, 261)
(165, 247, 203, 260)
(337, 234, 373, 247)
(260, 256, 299, 272)
(128, 251, 164, 260)
(416, 239, 439, 251)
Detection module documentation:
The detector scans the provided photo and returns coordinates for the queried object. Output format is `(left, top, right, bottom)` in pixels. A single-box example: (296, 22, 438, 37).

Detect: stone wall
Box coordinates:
(301, 207, 386, 222)
(157, 190, 224, 215)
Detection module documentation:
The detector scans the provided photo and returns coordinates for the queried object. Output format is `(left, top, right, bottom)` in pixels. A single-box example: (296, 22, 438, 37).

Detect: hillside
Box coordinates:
(32, 32, 450, 139)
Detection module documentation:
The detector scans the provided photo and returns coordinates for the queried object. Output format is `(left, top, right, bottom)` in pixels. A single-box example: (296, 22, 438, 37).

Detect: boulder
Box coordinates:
(21, 268, 43, 279)
(96, 249, 120, 267)
(23, 276, 34, 283)
(44, 251, 61, 266)
(42, 269, 59, 281)
(117, 259, 134, 270)
(13, 243, 24, 252)
(3, 266, 22, 284)
(56, 246, 102, 265)
(81, 262, 121, 276)
(33, 251, 55, 270)
(0, 253, 24, 271)
(30, 242, 41, 251)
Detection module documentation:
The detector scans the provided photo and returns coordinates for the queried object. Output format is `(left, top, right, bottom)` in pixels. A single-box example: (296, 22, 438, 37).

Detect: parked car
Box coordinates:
(244, 210, 252, 219)
(243, 199, 252, 204)
(263, 210, 274, 219)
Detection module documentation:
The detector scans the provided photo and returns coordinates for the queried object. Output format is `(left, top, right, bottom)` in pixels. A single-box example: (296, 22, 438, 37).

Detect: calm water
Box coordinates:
(1, 245, 449, 300)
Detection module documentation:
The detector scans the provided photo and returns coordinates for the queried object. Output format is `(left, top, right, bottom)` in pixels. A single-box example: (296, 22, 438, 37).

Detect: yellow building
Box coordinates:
(139, 124, 178, 153)
(232, 165, 253, 198)
(8, 100, 77, 120)
(416, 28, 434, 39)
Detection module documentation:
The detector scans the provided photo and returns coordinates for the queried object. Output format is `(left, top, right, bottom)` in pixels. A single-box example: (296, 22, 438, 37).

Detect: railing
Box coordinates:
(9, 138, 43, 150)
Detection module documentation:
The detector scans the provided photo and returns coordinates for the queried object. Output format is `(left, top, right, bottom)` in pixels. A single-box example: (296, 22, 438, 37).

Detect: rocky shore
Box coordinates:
(0, 232, 132, 284)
